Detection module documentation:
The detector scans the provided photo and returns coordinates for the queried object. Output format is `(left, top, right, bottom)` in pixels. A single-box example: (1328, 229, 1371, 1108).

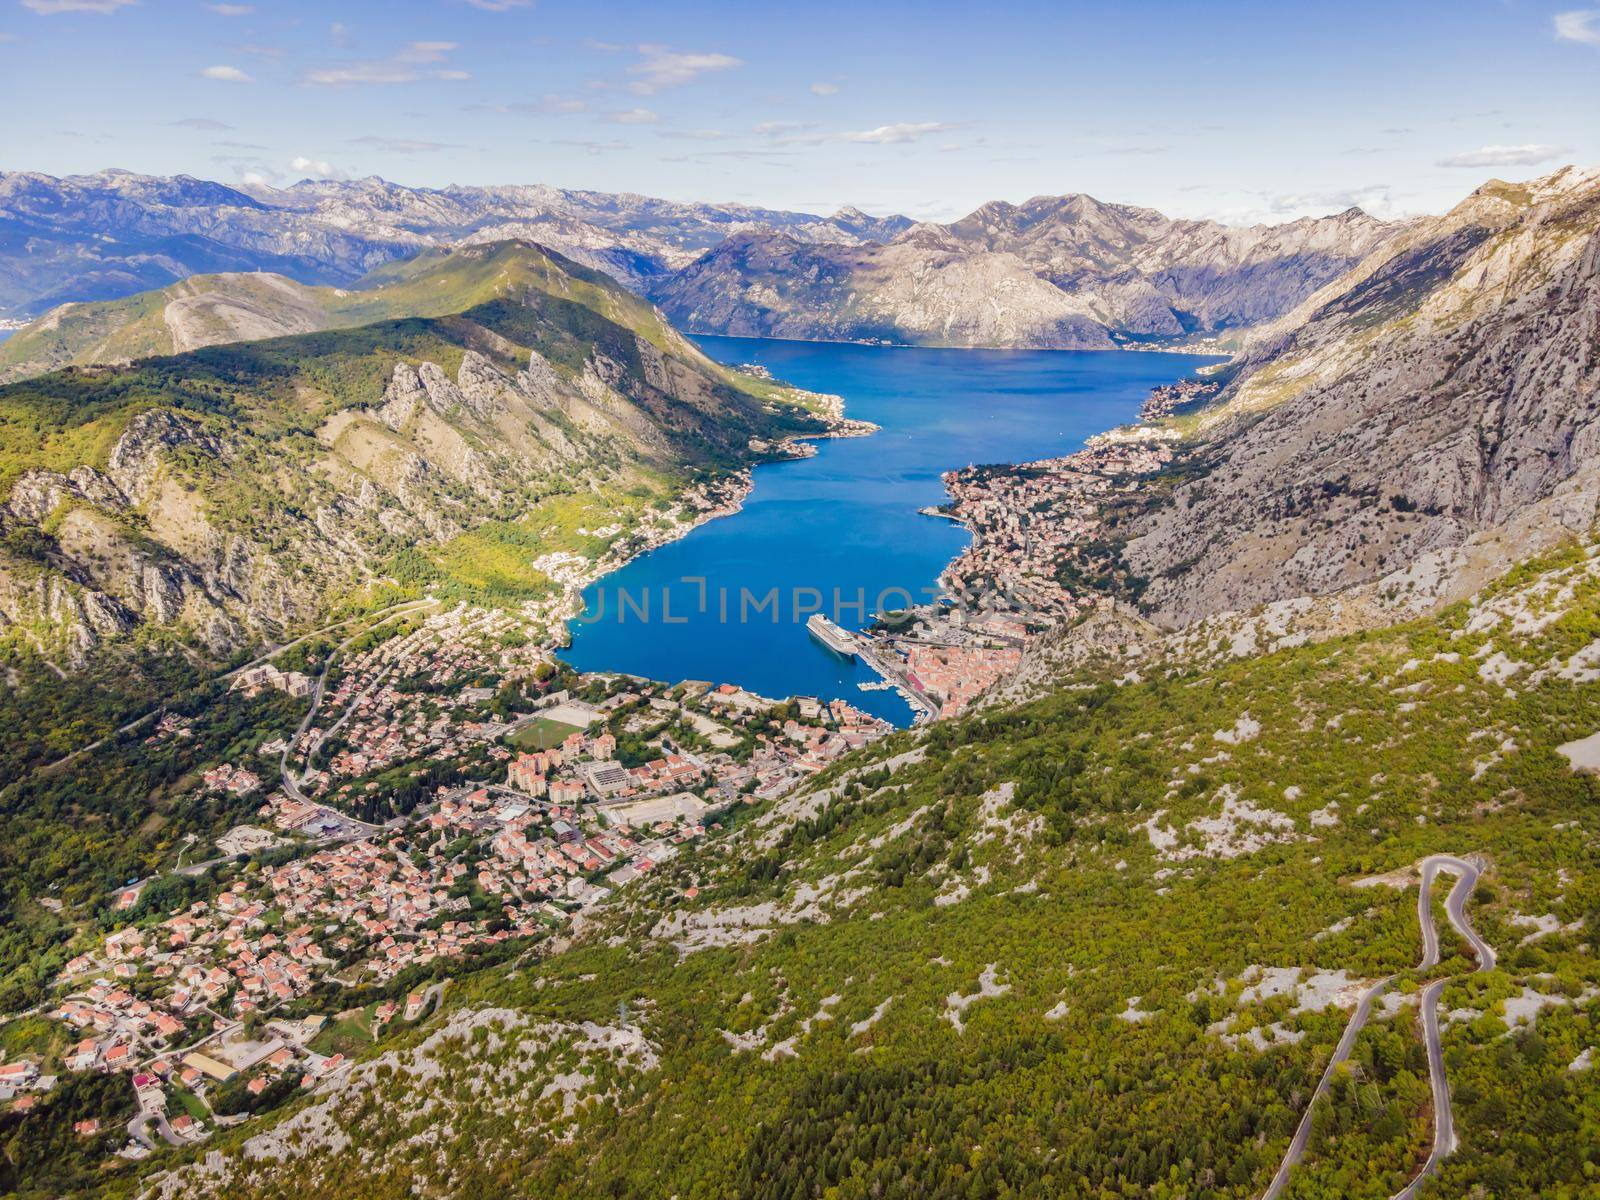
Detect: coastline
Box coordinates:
(543, 397, 876, 653)
(694, 327, 1230, 356)
(551, 345, 1205, 723)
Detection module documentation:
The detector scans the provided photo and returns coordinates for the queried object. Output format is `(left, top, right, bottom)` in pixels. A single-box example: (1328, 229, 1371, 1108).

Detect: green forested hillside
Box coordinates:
(119, 541, 1600, 1200)
(0, 241, 826, 684)
(0, 239, 828, 406)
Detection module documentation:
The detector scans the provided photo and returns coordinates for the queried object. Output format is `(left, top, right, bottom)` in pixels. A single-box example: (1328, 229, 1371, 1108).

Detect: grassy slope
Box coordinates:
(112, 542, 1600, 1200)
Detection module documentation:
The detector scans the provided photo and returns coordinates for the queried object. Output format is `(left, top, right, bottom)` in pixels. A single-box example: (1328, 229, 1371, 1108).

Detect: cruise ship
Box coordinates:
(806, 613, 859, 657)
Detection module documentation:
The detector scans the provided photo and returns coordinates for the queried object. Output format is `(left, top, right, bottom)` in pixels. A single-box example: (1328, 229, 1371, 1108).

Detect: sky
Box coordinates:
(2, 0, 1597, 225)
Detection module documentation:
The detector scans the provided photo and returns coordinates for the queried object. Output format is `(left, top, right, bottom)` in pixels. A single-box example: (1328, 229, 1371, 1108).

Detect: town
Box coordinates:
(846, 428, 1178, 717)
(0, 602, 890, 1157)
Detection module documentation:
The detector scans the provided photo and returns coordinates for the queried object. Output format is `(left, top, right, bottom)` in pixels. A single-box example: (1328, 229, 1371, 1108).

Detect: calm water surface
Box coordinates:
(563, 336, 1219, 724)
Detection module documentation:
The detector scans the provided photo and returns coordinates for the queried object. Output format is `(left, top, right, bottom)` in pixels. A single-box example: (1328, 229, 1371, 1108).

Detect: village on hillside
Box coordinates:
(1, 604, 889, 1155)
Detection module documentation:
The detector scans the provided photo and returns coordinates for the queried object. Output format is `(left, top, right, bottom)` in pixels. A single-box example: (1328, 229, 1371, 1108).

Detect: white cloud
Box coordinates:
(1436, 143, 1568, 168)
(475, 94, 587, 115)
(205, 3, 253, 14)
(753, 120, 813, 137)
(22, 0, 134, 10)
(656, 128, 733, 141)
(302, 41, 469, 86)
(1198, 184, 1411, 226)
(548, 137, 628, 154)
(809, 81, 839, 95)
(397, 40, 458, 61)
(22, 0, 134, 12)
(626, 45, 741, 93)
(845, 122, 956, 143)
(1553, 9, 1600, 44)
(778, 121, 959, 146)
(603, 107, 659, 125)
(201, 64, 253, 82)
(289, 155, 344, 179)
(465, 0, 533, 8)
(170, 116, 234, 130)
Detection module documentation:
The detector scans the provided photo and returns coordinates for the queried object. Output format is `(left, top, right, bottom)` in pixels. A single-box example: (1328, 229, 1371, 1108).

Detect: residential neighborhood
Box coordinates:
(1, 602, 891, 1158)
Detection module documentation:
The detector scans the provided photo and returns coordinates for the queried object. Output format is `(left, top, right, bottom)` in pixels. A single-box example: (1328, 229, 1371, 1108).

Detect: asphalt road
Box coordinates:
(1261, 854, 1495, 1200)
(1260, 974, 1397, 1200)
(127, 1107, 183, 1149)
(1393, 855, 1494, 1200)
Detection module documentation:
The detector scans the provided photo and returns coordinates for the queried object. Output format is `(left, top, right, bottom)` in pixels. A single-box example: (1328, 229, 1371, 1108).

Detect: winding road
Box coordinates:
(1393, 855, 1494, 1200)
(1261, 854, 1494, 1200)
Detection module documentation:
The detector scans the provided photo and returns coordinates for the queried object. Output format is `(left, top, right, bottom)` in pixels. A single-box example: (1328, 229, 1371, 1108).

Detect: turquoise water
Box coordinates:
(563, 337, 1220, 724)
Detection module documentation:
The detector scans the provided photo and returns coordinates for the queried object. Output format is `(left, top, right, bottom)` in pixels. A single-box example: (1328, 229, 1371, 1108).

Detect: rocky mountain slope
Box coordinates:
(0, 241, 826, 667)
(1120, 165, 1600, 628)
(654, 195, 1398, 348)
(646, 230, 1119, 349)
(0, 170, 910, 321)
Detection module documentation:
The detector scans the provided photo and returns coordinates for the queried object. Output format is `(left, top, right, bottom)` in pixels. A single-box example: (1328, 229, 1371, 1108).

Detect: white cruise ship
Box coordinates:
(806, 613, 859, 657)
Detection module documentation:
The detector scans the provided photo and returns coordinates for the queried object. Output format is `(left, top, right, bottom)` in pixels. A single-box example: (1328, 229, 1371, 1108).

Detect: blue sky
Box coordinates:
(2, 0, 1597, 224)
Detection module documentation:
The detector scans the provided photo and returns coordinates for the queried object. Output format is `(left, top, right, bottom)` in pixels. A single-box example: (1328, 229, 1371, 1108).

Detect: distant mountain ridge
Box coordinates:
(0, 238, 701, 383)
(0, 169, 913, 320)
(654, 193, 1401, 348)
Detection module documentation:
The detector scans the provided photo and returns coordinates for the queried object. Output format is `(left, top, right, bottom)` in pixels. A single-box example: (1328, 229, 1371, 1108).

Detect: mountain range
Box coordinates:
(3, 170, 1396, 353)
(656, 196, 1398, 348)
(1119, 165, 1600, 629)
(0, 170, 911, 322)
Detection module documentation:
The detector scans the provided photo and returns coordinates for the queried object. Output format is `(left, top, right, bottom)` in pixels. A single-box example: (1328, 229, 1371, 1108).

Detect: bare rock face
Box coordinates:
(655, 196, 1400, 349)
(1124, 167, 1600, 628)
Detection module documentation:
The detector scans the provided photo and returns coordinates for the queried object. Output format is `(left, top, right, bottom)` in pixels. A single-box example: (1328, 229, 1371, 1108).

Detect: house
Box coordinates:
(404, 992, 427, 1021)
(181, 1052, 236, 1083)
(169, 1114, 203, 1140)
(73, 1119, 101, 1137)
